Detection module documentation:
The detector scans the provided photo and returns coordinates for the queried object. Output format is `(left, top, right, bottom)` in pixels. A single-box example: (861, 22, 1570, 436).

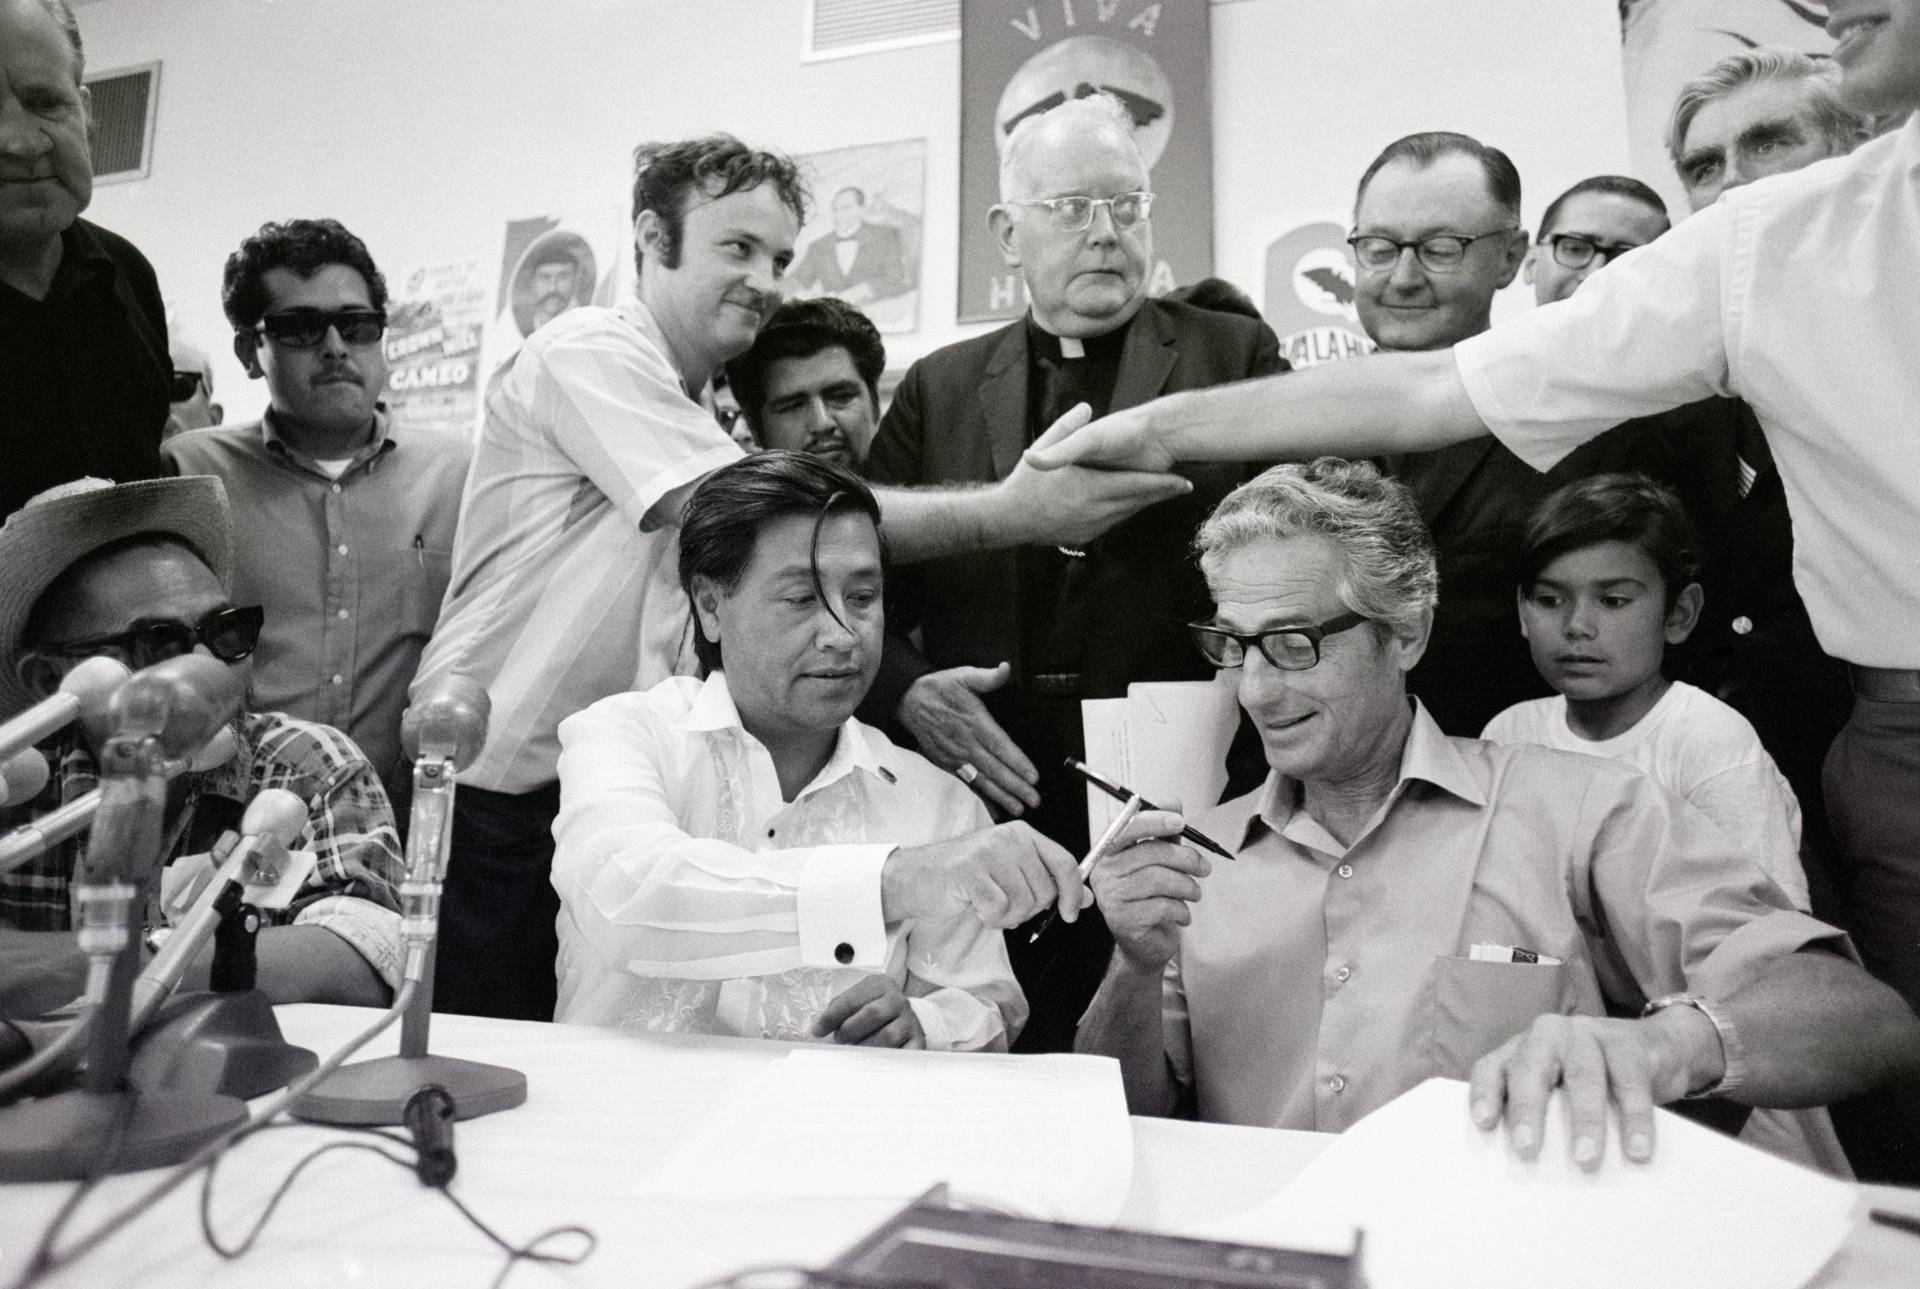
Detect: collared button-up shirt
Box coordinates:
(1455, 115, 1920, 668)
(551, 673, 1025, 1051)
(1165, 703, 1844, 1135)
(163, 408, 470, 806)
(0, 219, 168, 515)
(0, 711, 406, 992)
(413, 300, 744, 794)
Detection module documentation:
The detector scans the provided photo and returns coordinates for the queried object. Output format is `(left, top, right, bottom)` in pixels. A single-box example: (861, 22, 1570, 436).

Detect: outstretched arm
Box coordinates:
(1025, 348, 1488, 473)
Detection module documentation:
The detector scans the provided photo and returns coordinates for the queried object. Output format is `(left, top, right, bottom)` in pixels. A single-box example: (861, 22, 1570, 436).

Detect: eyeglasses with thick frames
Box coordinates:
(35, 605, 266, 668)
(1347, 227, 1519, 273)
(255, 308, 387, 349)
(1006, 191, 1154, 233)
(1189, 611, 1372, 671)
(169, 370, 206, 402)
(1540, 232, 1641, 270)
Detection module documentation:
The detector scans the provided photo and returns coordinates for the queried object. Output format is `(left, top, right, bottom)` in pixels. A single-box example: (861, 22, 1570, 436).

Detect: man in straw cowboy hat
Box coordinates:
(0, 477, 404, 1015)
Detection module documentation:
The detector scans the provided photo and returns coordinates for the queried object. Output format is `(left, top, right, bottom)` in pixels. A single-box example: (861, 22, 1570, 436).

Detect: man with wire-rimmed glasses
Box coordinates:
(1348, 131, 1605, 737)
(861, 91, 1284, 1051)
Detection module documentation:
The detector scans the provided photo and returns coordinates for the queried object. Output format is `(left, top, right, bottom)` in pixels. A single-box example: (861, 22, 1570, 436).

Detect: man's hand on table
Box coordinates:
(814, 974, 926, 1049)
(1468, 1005, 1724, 1168)
(882, 822, 1086, 929)
(1085, 810, 1208, 970)
(897, 664, 1041, 818)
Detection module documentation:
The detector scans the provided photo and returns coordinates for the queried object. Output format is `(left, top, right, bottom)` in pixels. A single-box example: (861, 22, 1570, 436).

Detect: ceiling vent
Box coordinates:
(804, 0, 959, 61)
(86, 61, 160, 185)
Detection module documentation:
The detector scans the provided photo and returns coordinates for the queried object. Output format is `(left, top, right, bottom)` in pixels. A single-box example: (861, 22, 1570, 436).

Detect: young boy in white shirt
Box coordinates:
(1483, 473, 1809, 910)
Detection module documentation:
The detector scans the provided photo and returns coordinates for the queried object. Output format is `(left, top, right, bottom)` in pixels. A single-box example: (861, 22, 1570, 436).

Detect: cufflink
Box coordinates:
(834, 942, 855, 965)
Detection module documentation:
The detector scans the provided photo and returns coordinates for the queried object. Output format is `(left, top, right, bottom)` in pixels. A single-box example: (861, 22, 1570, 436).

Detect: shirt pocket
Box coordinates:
(400, 541, 454, 637)
(1426, 956, 1569, 1076)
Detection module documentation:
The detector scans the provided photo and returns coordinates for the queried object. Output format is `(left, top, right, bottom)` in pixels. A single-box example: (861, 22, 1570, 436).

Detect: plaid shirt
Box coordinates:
(0, 711, 406, 991)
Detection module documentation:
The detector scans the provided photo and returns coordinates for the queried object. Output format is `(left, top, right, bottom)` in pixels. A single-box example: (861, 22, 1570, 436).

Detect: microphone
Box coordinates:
(0, 724, 242, 876)
(293, 673, 526, 1127)
(75, 655, 246, 1094)
(0, 748, 50, 808)
(130, 788, 309, 1033)
(398, 677, 490, 984)
(0, 656, 130, 765)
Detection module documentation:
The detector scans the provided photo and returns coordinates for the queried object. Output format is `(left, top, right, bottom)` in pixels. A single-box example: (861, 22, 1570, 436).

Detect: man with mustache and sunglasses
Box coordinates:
(164, 220, 470, 822)
(0, 477, 406, 1014)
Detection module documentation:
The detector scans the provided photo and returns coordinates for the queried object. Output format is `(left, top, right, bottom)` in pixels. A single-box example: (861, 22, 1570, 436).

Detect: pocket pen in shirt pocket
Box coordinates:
(413, 534, 425, 568)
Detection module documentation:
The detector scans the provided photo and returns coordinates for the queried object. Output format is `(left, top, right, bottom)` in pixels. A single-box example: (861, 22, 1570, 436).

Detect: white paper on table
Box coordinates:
(1081, 681, 1237, 843)
(635, 1046, 1135, 1225)
(1192, 1078, 1857, 1289)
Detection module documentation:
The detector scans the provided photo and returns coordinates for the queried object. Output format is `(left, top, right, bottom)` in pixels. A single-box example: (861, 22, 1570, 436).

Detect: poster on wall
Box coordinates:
(957, 0, 1213, 323)
(1261, 221, 1374, 370)
(383, 258, 488, 439)
(1619, 0, 1834, 215)
(789, 139, 926, 334)
(480, 211, 627, 396)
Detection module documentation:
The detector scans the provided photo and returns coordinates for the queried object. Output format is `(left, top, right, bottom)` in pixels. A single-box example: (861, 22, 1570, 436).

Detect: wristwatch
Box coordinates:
(1640, 992, 1746, 1099)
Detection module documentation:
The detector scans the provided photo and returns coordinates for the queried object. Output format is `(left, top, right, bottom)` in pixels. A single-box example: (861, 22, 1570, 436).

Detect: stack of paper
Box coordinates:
(1082, 680, 1239, 839)
(1197, 1079, 1857, 1289)
(637, 1047, 1135, 1224)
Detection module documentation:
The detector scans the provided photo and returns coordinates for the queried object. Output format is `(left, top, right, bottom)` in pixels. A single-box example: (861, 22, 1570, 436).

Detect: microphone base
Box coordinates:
(290, 1053, 526, 1126)
(0, 1085, 246, 1182)
(129, 990, 319, 1101)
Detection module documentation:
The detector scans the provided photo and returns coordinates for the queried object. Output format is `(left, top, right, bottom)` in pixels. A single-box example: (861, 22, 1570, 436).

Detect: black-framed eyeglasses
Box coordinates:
(255, 308, 387, 349)
(1541, 232, 1640, 270)
(169, 370, 206, 402)
(1347, 227, 1519, 273)
(1007, 191, 1154, 233)
(1188, 611, 1371, 671)
(36, 605, 266, 668)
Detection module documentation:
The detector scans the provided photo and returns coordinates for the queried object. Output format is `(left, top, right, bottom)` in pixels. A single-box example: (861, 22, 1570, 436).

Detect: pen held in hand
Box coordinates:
(1029, 795, 1143, 944)
(1062, 758, 1236, 862)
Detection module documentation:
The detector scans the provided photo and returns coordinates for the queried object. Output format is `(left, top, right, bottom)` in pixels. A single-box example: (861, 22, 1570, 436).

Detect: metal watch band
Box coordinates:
(1641, 992, 1747, 1100)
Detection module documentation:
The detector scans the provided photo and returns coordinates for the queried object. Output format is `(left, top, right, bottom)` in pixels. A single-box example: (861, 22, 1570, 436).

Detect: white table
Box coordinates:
(0, 1005, 1913, 1288)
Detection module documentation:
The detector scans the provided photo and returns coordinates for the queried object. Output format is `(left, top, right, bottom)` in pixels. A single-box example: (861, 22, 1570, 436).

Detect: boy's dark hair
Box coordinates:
(222, 219, 388, 333)
(1164, 276, 1263, 321)
(678, 450, 884, 674)
(725, 298, 886, 433)
(1519, 473, 1701, 607)
(630, 135, 808, 273)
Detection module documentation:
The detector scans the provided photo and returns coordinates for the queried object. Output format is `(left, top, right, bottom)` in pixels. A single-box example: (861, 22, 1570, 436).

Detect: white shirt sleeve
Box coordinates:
(523, 315, 741, 532)
(1455, 201, 1738, 472)
(1686, 760, 1810, 913)
(552, 696, 892, 980)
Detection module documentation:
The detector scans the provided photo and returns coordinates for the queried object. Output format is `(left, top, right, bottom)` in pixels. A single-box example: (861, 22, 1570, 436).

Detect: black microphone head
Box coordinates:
(402, 676, 490, 770)
(109, 654, 246, 760)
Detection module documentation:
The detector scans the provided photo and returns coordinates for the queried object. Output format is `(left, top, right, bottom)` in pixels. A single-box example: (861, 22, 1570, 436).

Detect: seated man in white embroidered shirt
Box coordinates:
(1075, 459, 1920, 1172)
(551, 452, 1091, 1050)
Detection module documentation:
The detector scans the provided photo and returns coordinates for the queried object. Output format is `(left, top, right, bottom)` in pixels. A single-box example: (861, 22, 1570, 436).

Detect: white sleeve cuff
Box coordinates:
(795, 844, 894, 970)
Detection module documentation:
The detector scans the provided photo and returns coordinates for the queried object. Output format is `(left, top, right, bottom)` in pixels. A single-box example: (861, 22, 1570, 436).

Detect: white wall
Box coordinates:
(77, 0, 1633, 426)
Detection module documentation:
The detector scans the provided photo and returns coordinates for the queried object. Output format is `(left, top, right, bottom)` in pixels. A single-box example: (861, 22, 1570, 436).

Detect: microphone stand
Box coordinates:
(0, 682, 247, 1182)
(127, 826, 320, 1102)
(293, 694, 526, 1125)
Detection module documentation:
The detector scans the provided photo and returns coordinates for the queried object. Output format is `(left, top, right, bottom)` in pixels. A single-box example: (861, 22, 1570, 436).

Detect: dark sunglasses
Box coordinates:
(169, 369, 206, 402)
(37, 605, 266, 668)
(256, 308, 387, 348)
